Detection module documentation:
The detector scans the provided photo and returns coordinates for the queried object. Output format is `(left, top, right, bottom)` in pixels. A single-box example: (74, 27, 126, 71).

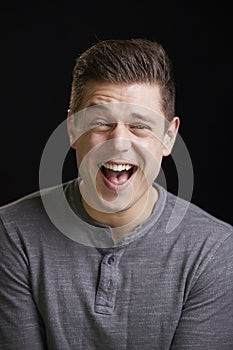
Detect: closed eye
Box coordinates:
(88, 121, 112, 131)
(92, 121, 107, 126)
(131, 124, 150, 130)
(130, 124, 151, 130)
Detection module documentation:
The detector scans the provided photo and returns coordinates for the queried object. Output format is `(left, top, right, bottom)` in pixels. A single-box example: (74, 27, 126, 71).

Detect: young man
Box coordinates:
(0, 39, 233, 349)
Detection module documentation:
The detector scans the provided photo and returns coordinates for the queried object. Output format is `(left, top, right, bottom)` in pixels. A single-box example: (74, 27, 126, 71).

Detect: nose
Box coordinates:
(109, 123, 132, 152)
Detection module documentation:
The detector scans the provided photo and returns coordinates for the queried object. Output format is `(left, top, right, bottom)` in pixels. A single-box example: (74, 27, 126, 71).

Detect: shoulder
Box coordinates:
(0, 189, 43, 223)
(154, 186, 233, 286)
(0, 186, 54, 222)
(161, 185, 232, 232)
(0, 180, 75, 220)
(155, 184, 233, 256)
(0, 181, 76, 241)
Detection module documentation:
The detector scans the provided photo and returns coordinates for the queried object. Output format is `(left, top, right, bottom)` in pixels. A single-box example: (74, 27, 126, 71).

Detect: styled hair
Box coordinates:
(69, 38, 175, 121)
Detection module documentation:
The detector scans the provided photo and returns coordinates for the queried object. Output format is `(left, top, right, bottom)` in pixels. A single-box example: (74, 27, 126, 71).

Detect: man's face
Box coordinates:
(68, 81, 179, 215)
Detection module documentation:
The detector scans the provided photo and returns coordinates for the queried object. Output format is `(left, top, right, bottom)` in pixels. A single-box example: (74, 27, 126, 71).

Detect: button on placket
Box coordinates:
(97, 231, 105, 240)
(94, 230, 115, 247)
(107, 255, 115, 265)
(94, 251, 123, 315)
(104, 254, 115, 295)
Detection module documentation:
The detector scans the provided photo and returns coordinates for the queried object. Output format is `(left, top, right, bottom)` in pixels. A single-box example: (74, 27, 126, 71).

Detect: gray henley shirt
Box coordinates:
(0, 180, 233, 349)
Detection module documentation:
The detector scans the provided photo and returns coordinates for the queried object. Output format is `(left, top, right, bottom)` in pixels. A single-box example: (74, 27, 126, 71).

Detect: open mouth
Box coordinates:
(100, 162, 138, 188)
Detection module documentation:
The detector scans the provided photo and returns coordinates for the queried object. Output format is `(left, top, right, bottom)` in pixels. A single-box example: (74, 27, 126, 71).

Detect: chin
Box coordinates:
(79, 180, 132, 215)
(94, 191, 136, 214)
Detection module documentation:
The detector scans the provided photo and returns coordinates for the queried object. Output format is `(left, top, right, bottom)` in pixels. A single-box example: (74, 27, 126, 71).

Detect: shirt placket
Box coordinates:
(94, 249, 123, 315)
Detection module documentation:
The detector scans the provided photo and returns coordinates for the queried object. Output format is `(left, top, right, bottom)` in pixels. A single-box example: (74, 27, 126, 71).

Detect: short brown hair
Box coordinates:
(69, 38, 175, 121)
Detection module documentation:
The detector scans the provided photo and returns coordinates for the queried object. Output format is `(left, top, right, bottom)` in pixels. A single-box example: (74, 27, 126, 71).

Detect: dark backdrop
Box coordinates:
(1, 1, 232, 225)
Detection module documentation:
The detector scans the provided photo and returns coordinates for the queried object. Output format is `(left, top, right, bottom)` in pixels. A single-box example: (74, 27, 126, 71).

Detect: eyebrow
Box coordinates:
(130, 112, 157, 124)
(87, 103, 110, 111)
(86, 103, 160, 124)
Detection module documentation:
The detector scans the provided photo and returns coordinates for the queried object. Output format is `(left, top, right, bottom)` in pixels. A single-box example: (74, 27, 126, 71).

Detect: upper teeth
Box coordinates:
(103, 163, 133, 171)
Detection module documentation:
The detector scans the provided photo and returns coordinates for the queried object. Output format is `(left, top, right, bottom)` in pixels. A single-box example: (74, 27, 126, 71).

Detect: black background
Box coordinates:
(1, 1, 232, 225)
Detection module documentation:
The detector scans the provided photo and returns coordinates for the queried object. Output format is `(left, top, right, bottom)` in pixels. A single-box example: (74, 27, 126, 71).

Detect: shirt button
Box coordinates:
(97, 232, 105, 240)
(107, 256, 115, 265)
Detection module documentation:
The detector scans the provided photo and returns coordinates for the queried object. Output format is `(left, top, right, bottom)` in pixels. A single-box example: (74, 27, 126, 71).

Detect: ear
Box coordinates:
(162, 116, 180, 157)
(67, 109, 77, 149)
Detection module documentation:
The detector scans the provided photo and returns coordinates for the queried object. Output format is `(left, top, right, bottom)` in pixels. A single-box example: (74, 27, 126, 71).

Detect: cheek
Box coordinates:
(141, 139, 164, 177)
(75, 139, 88, 166)
(75, 134, 104, 165)
(140, 138, 165, 161)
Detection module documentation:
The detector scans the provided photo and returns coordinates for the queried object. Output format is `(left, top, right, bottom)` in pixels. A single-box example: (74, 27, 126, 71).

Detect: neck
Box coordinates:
(81, 186, 158, 244)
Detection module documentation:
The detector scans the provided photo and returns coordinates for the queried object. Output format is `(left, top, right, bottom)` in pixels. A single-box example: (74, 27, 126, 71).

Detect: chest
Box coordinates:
(31, 245, 188, 349)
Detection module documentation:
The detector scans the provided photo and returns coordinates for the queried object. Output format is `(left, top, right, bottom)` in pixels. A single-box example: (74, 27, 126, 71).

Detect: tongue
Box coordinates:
(104, 169, 130, 185)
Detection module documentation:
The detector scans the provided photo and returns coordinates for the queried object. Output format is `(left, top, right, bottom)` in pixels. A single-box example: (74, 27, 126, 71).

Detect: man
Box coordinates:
(0, 38, 233, 349)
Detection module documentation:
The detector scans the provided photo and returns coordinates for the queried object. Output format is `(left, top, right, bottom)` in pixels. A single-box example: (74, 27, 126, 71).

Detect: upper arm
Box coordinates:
(0, 218, 46, 350)
(170, 233, 233, 350)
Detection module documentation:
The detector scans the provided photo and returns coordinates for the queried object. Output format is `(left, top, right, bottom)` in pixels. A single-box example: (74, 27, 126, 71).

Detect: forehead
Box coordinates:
(80, 81, 164, 116)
